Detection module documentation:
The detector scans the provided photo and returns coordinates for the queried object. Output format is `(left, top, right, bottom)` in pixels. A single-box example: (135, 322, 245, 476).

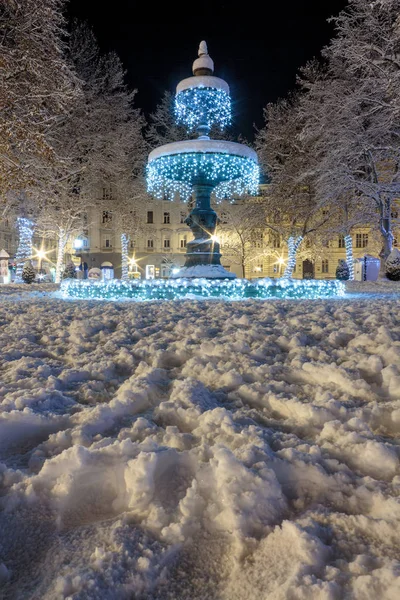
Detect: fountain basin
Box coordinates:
(60, 278, 345, 301)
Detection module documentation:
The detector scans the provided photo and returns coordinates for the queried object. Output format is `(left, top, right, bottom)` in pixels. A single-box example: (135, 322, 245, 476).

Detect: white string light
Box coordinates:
(344, 234, 354, 280)
(61, 278, 345, 301)
(283, 236, 303, 279)
(146, 152, 259, 201)
(175, 87, 232, 131)
(15, 218, 34, 281)
(121, 233, 129, 280)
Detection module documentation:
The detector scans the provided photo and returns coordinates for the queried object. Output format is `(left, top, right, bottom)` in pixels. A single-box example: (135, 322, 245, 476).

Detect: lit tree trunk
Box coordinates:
(55, 229, 68, 283)
(380, 197, 393, 262)
(283, 236, 303, 279)
(121, 233, 130, 280)
(344, 234, 354, 280)
(15, 218, 34, 281)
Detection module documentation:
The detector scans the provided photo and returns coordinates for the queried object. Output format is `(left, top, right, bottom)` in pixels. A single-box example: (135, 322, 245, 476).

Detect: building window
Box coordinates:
(270, 233, 280, 248)
(252, 231, 263, 248)
(180, 237, 187, 248)
(356, 233, 368, 248)
(338, 235, 345, 248)
(104, 238, 112, 248)
(220, 211, 228, 224)
(102, 211, 112, 224)
(322, 259, 329, 273)
(147, 211, 154, 224)
(147, 239, 154, 248)
(180, 211, 186, 224)
(130, 240, 135, 249)
(102, 187, 112, 201)
(163, 212, 170, 224)
(163, 239, 170, 248)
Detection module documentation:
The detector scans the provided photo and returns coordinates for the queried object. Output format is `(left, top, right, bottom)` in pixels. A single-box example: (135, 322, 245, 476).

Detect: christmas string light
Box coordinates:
(61, 278, 345, 301)
(344, 234, 354, 280)
(175, 87, 231, 132)
(121, 233, 129, 280)
(15, 217, 34, 281)
(283, 236, 303, 279)
(147, 152, 259, 201)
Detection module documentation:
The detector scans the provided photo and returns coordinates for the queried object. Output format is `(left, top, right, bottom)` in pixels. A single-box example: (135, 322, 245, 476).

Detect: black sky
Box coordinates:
(66, 1, 349, 141)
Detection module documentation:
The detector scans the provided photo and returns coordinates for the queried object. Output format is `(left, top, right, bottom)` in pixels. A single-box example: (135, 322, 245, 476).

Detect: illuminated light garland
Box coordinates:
(344, 234, 354, 281)
(60, 278, 345, 301)
(146, 152, 259, 201)
(283, 236, 303, 279)
(121, 233, 129, 280)
(175, 87, 232, 132)
(15, 217, 34, 281)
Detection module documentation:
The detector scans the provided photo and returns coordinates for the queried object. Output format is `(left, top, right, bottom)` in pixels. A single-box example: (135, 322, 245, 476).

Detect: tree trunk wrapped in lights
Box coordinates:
(15, 218, 34, 282)
(121, 233, 129, 280)
(55, 229, 68, 284)
(344, 234, 354, 280)
(283, 236, 303, 279)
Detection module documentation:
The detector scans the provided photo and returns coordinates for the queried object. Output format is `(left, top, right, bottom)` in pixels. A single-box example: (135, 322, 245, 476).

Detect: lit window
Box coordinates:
(356, 233, 368, 248)
(102, 211, 112, 224)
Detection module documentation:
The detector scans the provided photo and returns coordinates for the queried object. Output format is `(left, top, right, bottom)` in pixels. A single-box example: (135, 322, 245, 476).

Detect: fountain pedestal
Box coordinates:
(174, 182, 234, 278)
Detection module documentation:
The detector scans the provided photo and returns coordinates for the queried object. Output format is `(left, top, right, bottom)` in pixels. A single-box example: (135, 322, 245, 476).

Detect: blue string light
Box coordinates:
(61, 278, 345, 301)
(175, 87, 231, 132)
(146, 152, 259, 201)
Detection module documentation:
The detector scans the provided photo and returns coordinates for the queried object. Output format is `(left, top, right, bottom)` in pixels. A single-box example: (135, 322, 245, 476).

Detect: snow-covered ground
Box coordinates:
(0, 282, 400, 599)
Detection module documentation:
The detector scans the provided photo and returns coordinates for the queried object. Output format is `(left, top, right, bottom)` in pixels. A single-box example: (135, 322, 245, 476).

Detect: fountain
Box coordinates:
(60, 42, 345, 300)
(146, 41, 259, 279)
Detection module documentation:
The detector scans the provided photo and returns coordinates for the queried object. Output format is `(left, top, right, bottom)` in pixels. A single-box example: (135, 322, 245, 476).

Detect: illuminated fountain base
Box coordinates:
(60, 278, 345, 301)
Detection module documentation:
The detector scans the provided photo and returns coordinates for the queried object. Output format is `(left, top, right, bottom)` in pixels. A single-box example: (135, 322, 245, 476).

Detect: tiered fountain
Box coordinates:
(60, 42, 345, 300)
(147, 41, 259, 279)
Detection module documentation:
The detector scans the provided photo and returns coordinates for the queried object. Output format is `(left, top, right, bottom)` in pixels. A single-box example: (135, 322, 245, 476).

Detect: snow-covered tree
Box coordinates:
(62, 261, 77, 280)
(298, 0, 400, 262)
(0, 0, 77, 204)
(336, 259, 350, 281)
(22, 260, 35, 284)
(218, 199, 272, 278)
(255, 97, 331, 278)
(39, 24, 147, 282)
(385, 248, 400, 281)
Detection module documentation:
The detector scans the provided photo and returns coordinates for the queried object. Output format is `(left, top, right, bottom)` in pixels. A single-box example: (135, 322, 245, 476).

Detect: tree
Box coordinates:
(385, 248, 400, 281)
(62, 262, 77, 279)
(22, 260, 35, 284)
(255, 96, 331, 278)
(336, 259, 350, 281)
(218, 199, 272, 278)
(39, 23, 147, 282)
(0, 0, 77, 206)
(298, 0, 400, 262)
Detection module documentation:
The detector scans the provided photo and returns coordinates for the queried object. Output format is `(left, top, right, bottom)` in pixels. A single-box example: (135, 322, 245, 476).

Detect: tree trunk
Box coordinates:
(241, 259, 246, 279)
(55, 229, 68, 283)
(15, 218, 34, 282)
(344, 234, 354, 280)
(380, 197, 393, 264)
(121, 233, 130, 280)
(283, 236, 303, 279)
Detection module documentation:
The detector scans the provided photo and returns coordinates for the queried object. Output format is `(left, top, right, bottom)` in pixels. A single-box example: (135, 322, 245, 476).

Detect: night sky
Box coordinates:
(67, 1, 349, 141)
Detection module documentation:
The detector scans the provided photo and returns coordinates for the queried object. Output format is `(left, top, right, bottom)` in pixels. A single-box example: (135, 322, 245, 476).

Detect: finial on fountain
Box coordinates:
(192, 40, 214, 75)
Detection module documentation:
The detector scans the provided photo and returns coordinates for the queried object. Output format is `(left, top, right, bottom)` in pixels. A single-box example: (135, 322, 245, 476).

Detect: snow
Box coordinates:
(176, 76, 229, 95)
(0, 282, 400, 598)
(170, 265, 236, 279)
(148, 138, 258, 164)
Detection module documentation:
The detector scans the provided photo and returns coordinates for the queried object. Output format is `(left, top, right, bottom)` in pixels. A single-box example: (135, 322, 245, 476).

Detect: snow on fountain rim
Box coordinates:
(148, 139, 258, 164)
(176, 75, 230, 95)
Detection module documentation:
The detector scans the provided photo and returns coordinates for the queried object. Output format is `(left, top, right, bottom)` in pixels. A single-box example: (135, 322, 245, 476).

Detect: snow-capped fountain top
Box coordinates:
(176, 41, 229, 96)
(192, 40, 214, 75)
